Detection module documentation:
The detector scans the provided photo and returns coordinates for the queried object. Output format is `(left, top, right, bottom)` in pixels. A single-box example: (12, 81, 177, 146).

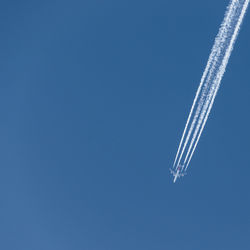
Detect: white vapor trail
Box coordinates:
(182, 0, 241, 166)
(172, 1, 239, 169)
(185, 0, 250, 169)
(171, 0, 249, 180)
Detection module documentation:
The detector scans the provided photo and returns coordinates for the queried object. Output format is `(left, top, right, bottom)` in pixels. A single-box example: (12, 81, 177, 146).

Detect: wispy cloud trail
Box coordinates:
(173, 0, 240, 170)
(185, 0, 250, 169)
(171, 0, 249, 181)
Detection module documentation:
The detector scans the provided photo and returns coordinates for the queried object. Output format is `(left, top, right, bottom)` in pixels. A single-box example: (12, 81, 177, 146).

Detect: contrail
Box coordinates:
(173, 0, 240, 169)
(185, 0, 250, 169)
(171, 0, 249, 182)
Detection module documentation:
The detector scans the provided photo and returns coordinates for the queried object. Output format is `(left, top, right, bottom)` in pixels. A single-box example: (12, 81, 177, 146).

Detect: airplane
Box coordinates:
(170, 164, 186, 183)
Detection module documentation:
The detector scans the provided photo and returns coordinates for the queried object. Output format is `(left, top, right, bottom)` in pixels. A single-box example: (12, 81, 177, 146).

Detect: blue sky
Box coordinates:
(0, 0, 250, 249)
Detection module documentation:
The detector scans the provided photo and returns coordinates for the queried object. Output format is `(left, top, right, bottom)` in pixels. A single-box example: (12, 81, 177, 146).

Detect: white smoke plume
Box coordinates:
(171, 0, 249, 181)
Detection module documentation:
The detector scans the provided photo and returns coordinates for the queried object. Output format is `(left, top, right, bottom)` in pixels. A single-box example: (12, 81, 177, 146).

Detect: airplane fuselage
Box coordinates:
(173, 169, 179, 183)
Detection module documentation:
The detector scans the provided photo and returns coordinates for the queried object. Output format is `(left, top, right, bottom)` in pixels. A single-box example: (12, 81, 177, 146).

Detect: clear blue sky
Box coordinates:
(1, 0, 250, 249)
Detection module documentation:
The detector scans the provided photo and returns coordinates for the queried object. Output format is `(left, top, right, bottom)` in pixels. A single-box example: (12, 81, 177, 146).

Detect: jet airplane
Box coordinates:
(170, 164, 186, 183)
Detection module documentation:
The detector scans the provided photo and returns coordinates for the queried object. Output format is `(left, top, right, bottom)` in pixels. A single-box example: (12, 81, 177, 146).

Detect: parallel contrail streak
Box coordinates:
(171, 0, 249, 182)
(173, 0, 240, 169)
(172, 32, 221, 168)
(183, 1, 241, 166)
(185, 0, 250, 169)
